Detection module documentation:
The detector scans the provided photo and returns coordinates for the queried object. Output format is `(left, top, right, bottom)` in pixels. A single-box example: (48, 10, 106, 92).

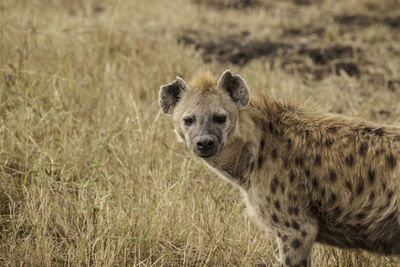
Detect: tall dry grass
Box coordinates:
(1, 0, 400, 266)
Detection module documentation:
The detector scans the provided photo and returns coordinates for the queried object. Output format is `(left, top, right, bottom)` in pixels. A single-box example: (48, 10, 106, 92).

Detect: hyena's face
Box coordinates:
(173, 90, 238, 158)
(159, 70, 249, 158)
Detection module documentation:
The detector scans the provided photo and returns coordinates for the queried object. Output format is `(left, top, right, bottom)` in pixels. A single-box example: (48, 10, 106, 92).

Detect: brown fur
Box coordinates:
(160, 70, 400, 266)
(188, 69, 218, 91)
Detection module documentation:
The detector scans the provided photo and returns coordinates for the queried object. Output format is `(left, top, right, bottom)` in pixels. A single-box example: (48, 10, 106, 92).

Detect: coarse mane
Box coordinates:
(188, 69, 218, 91)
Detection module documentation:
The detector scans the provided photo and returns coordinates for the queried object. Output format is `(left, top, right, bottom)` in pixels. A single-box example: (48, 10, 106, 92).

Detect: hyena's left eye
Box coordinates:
(214, 115, 227, 124)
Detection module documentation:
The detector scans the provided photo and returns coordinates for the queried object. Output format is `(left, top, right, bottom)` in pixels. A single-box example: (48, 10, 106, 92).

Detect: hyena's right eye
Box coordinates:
(183, 117, 195, 126)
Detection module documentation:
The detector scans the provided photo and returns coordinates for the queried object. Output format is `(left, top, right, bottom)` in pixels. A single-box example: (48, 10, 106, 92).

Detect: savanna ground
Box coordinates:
(1, 0, 400, 266)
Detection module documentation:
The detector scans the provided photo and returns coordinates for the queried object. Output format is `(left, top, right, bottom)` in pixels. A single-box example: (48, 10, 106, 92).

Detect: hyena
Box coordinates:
(159, 70, 400, 266)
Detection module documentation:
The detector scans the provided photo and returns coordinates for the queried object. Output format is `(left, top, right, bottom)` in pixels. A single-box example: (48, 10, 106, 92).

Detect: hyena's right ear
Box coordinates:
(159, 77, 188, 114)
(217, 70, 249, 109)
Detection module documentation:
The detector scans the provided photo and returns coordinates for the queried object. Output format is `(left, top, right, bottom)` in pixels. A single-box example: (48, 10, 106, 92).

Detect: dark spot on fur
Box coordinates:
(285, 257, 291, 265)
(266, 196, 271, 203)
(287, 138, 292, 150)
(289, 171, 295, 184)
(260, 139, 265, 151)
(363, 127, 372, 134)
(301, 259, 308, 267)
(388, 190, 394, 201)
(271, 176, 279, 194)
(274, 200, 281, 211)
(326, 138, 334, 147)
(291, 220, 300, 230)
(356, 213, 366, 219)
(395, 135, 400, 141)
(368, 169, 375, 184)
(272, 214, 279, 223)
(271, 148, 278, 160)
(305, 129, 310, 137)
(293, 207, 299, 216)
(312, 176, 319, 189)
(329, 193, 336, 204)
(283, 158, 290, 168)
(359, 142, 368, 156)
(329, 169, 337, 182)
(291, 239, 301, 249)
(364, 204, 372, 211)
(369, 191, 375, 202)
(314, 155, 321, 166)
(285, 221, 290, 228)
(373, 128, 384, 136)
(321, 188, 326, 198)
(269, 121, 275, 135)
(295, 157, 304, 167)
(345, 180, 352, 191)
(333, 206, 342, 217)
(327, 126, 337, 133)
(356, 182, 364, 195)
(382, 181, 387, 191)
(386, 153, 397, 169)
(258, 155, 264, 169)
(301, 231, 307, 237)
(283, 235, 288, 241)
(280, 183, 286, 194)
(305, 168, 310, 177)
(345, 154, 355, 167)
(288, 207, 294, 215)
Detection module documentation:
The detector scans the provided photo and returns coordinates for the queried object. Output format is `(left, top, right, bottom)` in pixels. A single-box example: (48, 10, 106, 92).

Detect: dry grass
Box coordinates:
(1, 0, 400, 266)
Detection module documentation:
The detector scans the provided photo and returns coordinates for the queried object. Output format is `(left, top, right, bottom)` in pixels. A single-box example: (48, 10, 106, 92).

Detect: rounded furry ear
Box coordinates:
(217, 70, 249, 109)
(159, 77, 188, 114)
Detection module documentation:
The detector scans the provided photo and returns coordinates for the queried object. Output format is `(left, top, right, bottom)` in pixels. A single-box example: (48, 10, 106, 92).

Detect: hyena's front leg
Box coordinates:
(275, 221, 318, 267)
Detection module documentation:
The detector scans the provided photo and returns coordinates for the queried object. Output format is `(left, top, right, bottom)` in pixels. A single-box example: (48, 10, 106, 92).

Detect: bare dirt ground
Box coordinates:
(1, 0, 400, 266)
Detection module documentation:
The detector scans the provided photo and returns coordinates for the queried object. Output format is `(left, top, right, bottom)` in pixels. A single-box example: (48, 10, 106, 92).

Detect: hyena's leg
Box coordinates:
(275, 221, 318, 267)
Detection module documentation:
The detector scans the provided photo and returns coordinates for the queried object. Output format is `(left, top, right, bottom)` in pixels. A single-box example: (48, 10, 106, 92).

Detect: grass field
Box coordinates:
(1, 0, 400, 266)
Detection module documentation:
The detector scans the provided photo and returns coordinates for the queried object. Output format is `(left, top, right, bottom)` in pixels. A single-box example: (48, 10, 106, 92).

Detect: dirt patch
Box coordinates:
(334, 14, 376, 27)
(299, 45, 355, 65)
(383, 15, 400, 28)
(292, 0, 321, 5)
(335, 14, 400, 29)
(283, 26, 325, 37)
(179, 31, 293, 65)
(180, 30, 362, 80)
(192, 0, 261, 10)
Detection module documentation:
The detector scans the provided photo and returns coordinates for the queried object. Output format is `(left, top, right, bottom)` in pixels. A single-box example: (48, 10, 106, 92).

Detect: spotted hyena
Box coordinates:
(159, 70, 400, 266)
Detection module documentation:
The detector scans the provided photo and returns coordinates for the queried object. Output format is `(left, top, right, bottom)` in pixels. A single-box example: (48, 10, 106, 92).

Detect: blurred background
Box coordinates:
(0, 0, 400, 266)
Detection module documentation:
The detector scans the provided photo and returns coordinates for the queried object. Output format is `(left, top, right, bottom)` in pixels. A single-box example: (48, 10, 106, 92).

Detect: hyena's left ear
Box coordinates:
(217, 70, 249, 109)
(159, 77, 188, 114)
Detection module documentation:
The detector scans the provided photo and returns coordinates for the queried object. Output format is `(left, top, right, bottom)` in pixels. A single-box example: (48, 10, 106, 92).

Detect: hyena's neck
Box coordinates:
(203, 98, 313, 190)
(203, 102, 271, 189)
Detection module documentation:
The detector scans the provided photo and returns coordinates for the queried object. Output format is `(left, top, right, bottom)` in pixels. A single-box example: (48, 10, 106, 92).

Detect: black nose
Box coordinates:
(195, 136, 215, 151)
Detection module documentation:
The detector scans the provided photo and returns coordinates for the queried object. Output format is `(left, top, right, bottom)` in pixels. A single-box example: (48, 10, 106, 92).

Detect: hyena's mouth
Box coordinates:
(193, 146, 218, 158)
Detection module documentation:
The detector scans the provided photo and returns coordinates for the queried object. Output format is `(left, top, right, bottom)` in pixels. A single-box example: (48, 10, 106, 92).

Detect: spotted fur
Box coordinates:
(159, 70, 400, 266)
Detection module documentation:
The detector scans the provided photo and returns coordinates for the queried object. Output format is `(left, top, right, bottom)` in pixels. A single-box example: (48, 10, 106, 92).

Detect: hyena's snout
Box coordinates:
(193, 135, 218, 158)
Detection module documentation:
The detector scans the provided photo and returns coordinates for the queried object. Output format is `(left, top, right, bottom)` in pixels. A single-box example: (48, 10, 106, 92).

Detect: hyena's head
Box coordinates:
(159, 70, 249, 158)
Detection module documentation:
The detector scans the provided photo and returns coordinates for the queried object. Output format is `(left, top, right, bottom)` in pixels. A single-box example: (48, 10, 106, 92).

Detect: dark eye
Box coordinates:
(214, 114, 227, 124)
(183, 117, 195, 126)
